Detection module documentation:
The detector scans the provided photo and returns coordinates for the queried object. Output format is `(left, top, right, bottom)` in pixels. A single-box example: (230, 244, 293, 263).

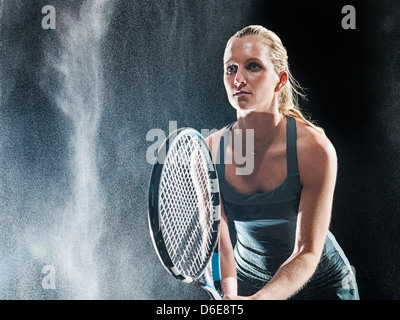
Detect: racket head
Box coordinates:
(148, 127, 221, 285)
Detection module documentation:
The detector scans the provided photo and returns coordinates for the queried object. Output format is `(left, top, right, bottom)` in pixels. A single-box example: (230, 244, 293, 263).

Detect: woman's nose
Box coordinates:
(234, 69, 246, 88)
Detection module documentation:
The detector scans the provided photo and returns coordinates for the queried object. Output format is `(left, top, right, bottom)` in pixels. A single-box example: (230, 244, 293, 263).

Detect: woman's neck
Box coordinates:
(233, 109, 284, 155)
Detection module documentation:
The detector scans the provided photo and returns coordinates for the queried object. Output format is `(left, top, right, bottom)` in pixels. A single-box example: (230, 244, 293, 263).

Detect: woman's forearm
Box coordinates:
(221, 275, 237, 296)
(251, 251, 320, 300)
(220, 245, 238, 295)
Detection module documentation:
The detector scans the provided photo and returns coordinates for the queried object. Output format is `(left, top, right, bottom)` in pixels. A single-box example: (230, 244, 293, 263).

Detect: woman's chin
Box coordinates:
(231, 102, 277, 115)
(232, 104, 261, 114)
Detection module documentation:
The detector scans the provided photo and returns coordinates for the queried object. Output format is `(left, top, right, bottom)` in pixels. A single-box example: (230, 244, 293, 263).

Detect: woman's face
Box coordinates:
(223, 35, 281, 113)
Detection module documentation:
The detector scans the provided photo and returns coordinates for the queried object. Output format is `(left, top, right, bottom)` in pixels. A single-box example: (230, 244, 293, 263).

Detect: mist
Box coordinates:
(0, 0, 247, 299)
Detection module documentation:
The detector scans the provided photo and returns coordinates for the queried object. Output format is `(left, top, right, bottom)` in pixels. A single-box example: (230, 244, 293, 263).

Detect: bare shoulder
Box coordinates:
(295, 118, 337, 186)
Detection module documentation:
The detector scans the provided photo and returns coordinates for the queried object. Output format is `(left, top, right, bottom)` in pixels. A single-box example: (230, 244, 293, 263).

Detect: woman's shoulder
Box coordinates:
(294, 117, 335, 154)
(294, 118, 337, 181)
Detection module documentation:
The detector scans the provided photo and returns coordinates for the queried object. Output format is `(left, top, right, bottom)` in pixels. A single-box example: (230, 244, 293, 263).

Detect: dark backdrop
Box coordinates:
(0, 0, 399, 299)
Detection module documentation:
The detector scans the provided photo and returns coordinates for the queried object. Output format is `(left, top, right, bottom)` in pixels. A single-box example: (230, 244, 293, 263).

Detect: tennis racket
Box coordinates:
(148, 127, 224, 300)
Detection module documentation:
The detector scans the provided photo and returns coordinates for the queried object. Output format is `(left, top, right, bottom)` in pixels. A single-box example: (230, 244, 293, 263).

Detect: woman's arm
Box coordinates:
(219, 204, 237, 296)
(205, 130, 238, 296)
(232, 131, 338, 300)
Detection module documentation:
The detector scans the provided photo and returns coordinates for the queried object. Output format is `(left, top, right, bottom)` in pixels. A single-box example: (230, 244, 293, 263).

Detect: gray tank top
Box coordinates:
(216, 116, 353, 284)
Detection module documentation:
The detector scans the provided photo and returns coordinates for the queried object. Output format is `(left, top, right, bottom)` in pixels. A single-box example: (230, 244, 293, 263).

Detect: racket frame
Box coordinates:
(148, 127, 223, 299)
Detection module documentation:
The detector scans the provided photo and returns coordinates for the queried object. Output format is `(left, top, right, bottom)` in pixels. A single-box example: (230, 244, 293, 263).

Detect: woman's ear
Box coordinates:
(275, 71, 288, 92)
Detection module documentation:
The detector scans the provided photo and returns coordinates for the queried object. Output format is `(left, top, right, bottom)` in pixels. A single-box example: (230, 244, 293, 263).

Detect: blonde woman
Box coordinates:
(206, 25, 359, 300)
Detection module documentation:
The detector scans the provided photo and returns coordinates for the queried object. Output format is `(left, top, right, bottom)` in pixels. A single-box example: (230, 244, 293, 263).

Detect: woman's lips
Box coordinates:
(233, 90, 251, 96)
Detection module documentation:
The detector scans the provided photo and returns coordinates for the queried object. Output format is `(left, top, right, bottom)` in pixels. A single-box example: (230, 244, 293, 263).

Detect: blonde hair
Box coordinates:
(227, 25, 324, 134)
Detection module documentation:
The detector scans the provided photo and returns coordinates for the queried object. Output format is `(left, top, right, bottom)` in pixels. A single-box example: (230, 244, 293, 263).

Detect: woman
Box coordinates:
(206, 25, 359, 300)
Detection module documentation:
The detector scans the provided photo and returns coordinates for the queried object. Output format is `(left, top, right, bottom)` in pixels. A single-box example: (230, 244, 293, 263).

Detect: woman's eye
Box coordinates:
(226, 65, 237, 75)
(248, 62, 261, 71)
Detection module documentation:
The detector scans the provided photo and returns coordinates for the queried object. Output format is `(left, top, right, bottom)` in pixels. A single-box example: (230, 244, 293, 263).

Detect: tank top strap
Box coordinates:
(216, 117, 299, 179)
(285, 115, 299, 176)
(216, 122, 235, 181)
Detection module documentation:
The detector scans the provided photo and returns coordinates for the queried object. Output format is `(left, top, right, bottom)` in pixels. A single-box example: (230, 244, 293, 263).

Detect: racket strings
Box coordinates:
(160, 135, 214, 278)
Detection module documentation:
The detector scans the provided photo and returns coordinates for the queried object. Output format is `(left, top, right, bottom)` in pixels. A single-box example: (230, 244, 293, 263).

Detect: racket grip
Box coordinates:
(211, 252, 222, 281)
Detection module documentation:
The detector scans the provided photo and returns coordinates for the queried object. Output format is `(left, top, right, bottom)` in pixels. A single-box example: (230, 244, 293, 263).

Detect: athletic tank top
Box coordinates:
(216, 116, 354, 286)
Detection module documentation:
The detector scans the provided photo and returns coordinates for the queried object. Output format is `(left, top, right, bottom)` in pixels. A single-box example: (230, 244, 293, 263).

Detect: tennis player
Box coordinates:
(206, 25, 359, 300)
